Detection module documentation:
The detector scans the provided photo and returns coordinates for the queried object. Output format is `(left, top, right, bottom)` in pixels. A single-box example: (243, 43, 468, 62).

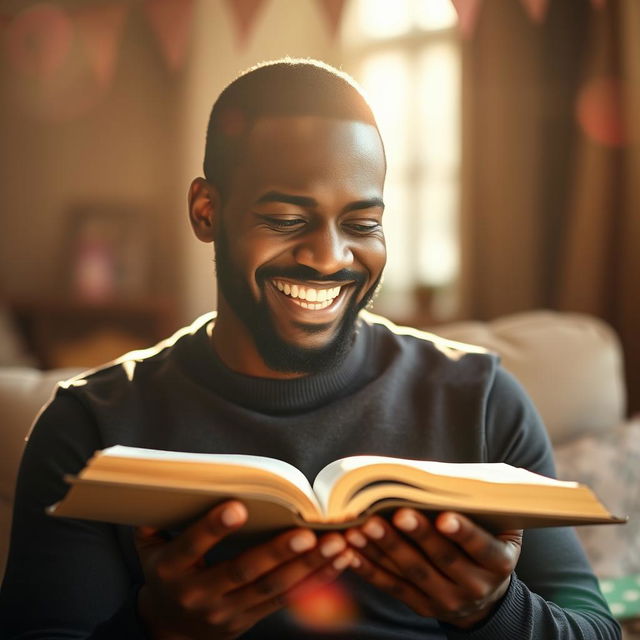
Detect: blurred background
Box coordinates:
(0, 0, 638, 412)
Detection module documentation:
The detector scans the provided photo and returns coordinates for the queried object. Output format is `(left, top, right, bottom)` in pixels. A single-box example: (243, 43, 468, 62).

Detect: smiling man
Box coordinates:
(0, 60, 620, 640)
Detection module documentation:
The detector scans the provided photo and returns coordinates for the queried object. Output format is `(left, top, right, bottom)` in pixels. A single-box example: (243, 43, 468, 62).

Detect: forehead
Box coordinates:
(231, 116, 386, 196)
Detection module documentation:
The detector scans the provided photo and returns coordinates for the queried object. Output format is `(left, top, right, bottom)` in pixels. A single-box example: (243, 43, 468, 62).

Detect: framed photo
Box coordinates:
(63, 203, 148, 302)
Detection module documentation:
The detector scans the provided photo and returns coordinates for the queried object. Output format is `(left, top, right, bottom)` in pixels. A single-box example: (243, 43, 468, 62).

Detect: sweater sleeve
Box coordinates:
(443, 367, 621, 640)
(0, 392, 148, 639)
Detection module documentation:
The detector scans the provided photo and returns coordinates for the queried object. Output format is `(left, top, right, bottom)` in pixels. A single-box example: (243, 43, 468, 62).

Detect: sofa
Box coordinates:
(1, 310, 638, 634)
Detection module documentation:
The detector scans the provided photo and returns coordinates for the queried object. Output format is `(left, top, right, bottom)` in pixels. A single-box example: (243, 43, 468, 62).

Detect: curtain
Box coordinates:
(459, 0, 640, 413)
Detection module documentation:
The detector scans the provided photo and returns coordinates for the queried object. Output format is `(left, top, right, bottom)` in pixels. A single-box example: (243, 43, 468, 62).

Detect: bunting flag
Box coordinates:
(224, 0, 268, 48)
(520, 0, 550, 24)
(75, 3, 128, 89)
(5, 3, 73, 78)
(451, 0, 483, 39)
(315, 0, 347, 40)
(143, 0, 194, 72)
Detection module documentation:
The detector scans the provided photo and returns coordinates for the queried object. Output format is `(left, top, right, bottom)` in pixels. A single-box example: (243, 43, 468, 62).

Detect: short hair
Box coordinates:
(203, 58, 381, 201)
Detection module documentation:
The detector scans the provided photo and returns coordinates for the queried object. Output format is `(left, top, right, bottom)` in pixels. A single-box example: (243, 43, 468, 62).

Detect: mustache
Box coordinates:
(256, 265, 367, 286)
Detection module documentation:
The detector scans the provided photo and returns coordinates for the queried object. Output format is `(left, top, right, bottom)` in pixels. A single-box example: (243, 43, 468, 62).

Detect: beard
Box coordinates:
(214, 224, 381, 375)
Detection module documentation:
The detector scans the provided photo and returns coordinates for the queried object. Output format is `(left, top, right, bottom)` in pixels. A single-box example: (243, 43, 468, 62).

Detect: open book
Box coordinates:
(49, 446, 626, 532)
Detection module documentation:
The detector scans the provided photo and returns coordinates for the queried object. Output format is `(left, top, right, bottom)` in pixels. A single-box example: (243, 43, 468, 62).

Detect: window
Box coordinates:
(342, 0, 461, 322)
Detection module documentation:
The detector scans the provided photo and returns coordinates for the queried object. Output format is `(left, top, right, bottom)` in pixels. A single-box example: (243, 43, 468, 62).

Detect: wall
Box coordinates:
(0, 0, 337, 326)
(0, 8, 182, 303)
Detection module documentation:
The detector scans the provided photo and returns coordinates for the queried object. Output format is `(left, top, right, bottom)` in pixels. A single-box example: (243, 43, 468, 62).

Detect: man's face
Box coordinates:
(214, 116, 386, 374)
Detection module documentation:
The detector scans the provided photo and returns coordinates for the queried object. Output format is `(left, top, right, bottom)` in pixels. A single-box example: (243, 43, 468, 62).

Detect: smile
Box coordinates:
(272, 279, 344, 310)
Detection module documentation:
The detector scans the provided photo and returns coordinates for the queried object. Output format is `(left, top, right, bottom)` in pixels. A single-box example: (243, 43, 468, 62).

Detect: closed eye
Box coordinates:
(257, 215, 306, 232)
(344, 221, 382, 235)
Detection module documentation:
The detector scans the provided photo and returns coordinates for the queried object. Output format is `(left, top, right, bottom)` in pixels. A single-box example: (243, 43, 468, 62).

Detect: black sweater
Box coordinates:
(0, 312, 620, 639)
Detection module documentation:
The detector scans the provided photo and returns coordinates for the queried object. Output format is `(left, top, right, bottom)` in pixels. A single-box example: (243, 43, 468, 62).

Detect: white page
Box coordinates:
(99, 445, 319, 508)
(312, 455, 578, 512)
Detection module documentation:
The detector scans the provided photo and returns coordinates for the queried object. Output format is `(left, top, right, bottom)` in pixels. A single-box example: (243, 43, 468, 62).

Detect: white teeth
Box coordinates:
(290, 298, 332, 310)
(273, 280, 342, 309)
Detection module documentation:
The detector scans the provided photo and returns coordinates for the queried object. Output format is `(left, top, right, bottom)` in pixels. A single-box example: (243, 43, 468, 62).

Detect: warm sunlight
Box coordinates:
(343, 0, 461, 319)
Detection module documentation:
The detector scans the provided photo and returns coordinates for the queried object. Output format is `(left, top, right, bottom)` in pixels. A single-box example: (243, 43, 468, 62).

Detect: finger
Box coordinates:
(355, 515, 453, 595)
(434, 513, 521, 575)
(239, 549, 355, 631)
(345, 523, 404, 576)
(349, 550, 434, 619)
(285, 547, 355, 602)
(219, 534, 352, 612)
(392, 510, 489, 585)
(134, 525, 167, 553)
(199, 527, 320, 594)
(364, 510, 460, 600)
(153, 500, 248, 575)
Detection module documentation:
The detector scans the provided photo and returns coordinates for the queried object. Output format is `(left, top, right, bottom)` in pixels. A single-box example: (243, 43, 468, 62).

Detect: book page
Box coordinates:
(95, 446, 321, 512)
(312, 455, 578, 513)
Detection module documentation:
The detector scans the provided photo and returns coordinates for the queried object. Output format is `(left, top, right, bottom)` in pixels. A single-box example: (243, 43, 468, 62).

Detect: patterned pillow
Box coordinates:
(554, 418, 640, 579)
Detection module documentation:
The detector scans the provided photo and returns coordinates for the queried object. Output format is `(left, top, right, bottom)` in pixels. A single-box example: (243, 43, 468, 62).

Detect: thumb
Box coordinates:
(497, 529, 523, 562)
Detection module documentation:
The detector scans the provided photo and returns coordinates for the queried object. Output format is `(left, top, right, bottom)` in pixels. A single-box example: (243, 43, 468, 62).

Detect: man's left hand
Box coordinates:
(345, 510, 522, 628)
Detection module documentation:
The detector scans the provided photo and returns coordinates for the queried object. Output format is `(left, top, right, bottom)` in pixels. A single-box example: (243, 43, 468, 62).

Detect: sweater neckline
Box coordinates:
(181, 315, 371, 414)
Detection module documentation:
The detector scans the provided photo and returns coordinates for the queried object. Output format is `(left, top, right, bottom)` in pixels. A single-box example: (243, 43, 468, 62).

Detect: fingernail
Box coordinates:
(289, 531, 316, 553)
(439, 515, 459, 534)
(320, 537, 346, 558)
(221, 502, 247, 527)
(346, 530, 367, 548)
(395, 511, 419, 532)
(363, 520, 385, 540)
(351, 554, 362, 568)
(332, 550, 353, 571)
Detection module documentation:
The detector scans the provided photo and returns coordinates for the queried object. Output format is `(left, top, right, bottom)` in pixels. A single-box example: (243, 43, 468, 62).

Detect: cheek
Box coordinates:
(239, 238, 289, 289)
(360, 237, 387, 279)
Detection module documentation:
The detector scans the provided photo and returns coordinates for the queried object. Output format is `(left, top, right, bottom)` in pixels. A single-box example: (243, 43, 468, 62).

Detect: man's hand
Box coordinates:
(135, 500, 353, 640)
(345, 510, 522, 628)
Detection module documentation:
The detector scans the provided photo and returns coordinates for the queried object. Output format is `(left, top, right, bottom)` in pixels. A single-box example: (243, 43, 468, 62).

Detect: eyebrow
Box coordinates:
(255, 190, 385, 212)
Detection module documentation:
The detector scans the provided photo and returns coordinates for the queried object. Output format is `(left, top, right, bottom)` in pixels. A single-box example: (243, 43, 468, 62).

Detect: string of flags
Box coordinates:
(0, 0, 610, 121)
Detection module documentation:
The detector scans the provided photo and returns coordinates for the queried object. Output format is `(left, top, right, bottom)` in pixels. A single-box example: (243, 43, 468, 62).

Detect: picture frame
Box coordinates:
(62, 203, 148, 302)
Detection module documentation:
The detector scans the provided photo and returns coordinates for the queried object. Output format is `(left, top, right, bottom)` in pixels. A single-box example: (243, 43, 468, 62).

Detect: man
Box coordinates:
(0, 60, 620, 639)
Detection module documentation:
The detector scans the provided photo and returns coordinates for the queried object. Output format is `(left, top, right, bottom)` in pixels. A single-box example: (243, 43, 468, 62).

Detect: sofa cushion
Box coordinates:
(554, 418, 640, 579)
(432, 311, 626, 444)
(0, 367, 83, 577)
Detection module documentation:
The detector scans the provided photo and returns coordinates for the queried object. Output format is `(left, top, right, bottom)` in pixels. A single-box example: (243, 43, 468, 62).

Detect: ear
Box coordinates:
(188, 177, 220, 243)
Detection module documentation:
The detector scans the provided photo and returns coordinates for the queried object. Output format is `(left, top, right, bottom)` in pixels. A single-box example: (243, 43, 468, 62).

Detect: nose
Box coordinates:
(293, 223, 354, 275)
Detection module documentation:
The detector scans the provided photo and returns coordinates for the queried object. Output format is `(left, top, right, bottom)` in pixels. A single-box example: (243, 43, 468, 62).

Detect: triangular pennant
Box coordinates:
(5, 4, 73, 78)
(143, 0, 194, 72)
(451, 0, 483, 39)
(315, 0, 347, 40)
(520, 0, 550, 24)
(74, 3, 129, 89)
(224, 0, 268, 48)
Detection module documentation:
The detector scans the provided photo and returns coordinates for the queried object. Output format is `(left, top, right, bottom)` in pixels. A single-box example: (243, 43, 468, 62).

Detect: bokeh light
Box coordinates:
(576, 76, 627, 147)
(287, 580, 358, 630)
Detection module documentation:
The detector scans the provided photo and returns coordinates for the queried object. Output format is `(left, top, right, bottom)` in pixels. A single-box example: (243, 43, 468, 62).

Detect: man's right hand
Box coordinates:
(135, 500, 353, 639)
